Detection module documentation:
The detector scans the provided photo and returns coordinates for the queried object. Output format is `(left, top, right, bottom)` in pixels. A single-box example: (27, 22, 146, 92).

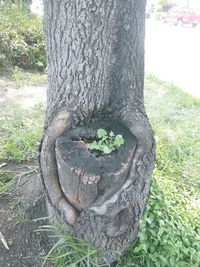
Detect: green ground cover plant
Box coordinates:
(0, 2, 46, 74)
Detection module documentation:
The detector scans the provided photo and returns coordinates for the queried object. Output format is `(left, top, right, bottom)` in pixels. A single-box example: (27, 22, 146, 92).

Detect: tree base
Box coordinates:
(41, 112, 155, 264)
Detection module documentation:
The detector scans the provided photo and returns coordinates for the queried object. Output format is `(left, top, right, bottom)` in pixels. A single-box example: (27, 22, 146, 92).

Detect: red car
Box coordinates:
(161, 7, 200, 27)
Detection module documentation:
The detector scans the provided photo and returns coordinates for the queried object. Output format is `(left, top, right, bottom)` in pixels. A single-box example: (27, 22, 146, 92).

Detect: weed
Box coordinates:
(88, 128, 124, 154)
(119, 174, 200, 267)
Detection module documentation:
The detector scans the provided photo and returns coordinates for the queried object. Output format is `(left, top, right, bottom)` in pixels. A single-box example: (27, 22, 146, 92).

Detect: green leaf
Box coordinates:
(97, 128, 107, 138)
(97, 139, 103, 145)
(114, 134, 124, 147)
(102, 146, 113, 154)
(133, 244, 144, 253)
(88, 141, 98, 150)
(88, 129, 124, 155)
(109, 131, 115, 137)
(101, 135, 108, 141)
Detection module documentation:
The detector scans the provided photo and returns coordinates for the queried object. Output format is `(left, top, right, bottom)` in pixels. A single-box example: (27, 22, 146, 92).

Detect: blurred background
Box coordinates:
(146, 0, 200, 97)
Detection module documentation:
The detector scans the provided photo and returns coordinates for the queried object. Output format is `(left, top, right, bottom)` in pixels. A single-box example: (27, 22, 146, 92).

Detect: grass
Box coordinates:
(12, 66, 47, 88)
(0, 103, 44, 192)
(0, 103, 44, 163)
(0, 168, 14, 192)
(40, 225, 110, 267)
(0, 73, 199, 266)
(145, 73, 200, 195)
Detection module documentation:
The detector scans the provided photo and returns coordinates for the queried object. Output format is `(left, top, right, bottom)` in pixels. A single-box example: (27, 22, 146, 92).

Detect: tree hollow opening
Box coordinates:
(55, 118, 137, 210)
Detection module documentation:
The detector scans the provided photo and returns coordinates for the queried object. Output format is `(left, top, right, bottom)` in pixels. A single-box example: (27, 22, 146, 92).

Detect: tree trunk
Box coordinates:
(41, 0, 155, 263)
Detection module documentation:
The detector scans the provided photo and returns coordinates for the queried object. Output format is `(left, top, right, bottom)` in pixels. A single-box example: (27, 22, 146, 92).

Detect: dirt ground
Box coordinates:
(0, 78, 46, 109)
(0, 79, 54, 266)
(0, 165, 53, 267)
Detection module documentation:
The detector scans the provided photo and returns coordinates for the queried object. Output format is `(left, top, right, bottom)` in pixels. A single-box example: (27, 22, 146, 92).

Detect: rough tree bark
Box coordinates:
(41, 0, 155, 263)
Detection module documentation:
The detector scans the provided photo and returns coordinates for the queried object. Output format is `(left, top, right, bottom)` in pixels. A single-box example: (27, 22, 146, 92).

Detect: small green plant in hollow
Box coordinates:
(88, 128, 124, 154)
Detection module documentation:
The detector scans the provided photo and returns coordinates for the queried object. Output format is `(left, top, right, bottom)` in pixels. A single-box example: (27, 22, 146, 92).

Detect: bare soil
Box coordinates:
(0, 78, 46, 109)
(0, 164, 55, 267)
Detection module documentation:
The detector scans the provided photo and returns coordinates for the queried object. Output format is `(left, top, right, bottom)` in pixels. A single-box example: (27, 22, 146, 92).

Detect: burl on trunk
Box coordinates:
(40, 0, 155, 263)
